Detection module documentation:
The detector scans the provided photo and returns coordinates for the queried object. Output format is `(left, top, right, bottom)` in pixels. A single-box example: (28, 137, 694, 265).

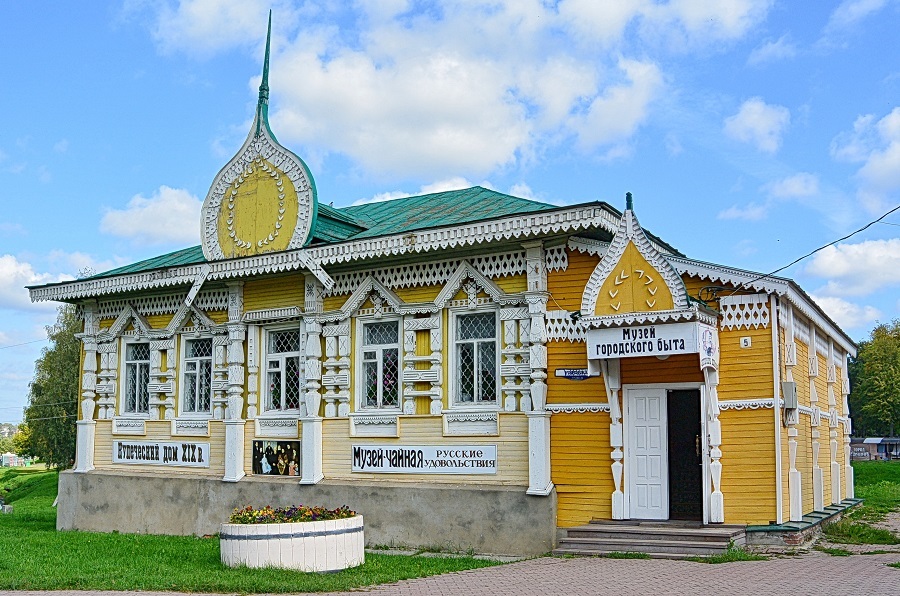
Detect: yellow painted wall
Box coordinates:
(321, 414, 529, 485)
(93, 419, 226, 476)
(620, 354, 704, 385)
(551, 412, 613, 527)
(594, 242, 674, 315)
(717, 326, 773, 400)
(547, 341, 606, 404)
(719, 408, 778, 524)
(548, 249, 599, 310)
(243, 274, 305, 312)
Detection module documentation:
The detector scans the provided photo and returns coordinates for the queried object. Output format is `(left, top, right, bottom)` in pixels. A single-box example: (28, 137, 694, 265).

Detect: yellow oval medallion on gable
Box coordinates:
(594, 241, 674, 315)
(216, 157, 299, 258)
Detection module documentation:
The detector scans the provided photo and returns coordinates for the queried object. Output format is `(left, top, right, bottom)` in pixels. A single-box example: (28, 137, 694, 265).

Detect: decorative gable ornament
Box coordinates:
(200, 14, 318, 261)
(581, 193, 689, 318)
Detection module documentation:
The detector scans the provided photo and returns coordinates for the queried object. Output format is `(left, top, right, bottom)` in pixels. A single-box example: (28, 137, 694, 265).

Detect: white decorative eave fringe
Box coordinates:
(580, 304, 718, 329)
(30, 203, 621, 304)
(667, 255, 856, 357)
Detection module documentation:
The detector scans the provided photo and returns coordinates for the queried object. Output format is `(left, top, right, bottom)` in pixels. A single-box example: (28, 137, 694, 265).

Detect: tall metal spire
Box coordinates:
(255, 10, 272, 136)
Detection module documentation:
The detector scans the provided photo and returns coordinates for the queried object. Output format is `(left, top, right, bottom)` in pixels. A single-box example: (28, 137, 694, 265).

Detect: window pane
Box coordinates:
(457, 313, 495, 340)
(268, 371, 282, 410)
(365, 321, 398, 345)
(364, 361, 378, 407)
(284, 356, 302, 410)
(198, 360, 212, 412)
(187, 338, 212, 358)
(269, 330, 300, 354)
(382, 348, 399, 407)
(125, 363, 138, 413)
(127, 343, 150, 362)
(137, 363, 149, 413)
(478, 341, 497, 402)
(457, 343, 475, 402)
(185, 371, 197, 412)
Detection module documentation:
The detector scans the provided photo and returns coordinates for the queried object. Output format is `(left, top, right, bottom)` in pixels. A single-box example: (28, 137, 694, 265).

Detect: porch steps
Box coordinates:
(554, 520, 747, 559)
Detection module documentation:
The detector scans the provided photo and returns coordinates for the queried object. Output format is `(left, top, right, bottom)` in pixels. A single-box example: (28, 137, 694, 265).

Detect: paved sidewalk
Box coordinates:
(4, 551, 899, 596)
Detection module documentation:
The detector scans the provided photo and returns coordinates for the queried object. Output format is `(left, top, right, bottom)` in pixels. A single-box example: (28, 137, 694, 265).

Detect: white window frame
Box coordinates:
(119, 338, 151, 417)
(449, 306, 500, 409)
(179, 335, 214, 418)
(262, 323, 305, 416)
(355, 316, 403, 412)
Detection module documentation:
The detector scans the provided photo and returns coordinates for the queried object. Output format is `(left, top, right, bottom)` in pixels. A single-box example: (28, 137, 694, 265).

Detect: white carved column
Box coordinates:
(809, 325, 824, 511)
(323, 324, 340, 418)
(337, 323, 351, 416)
(402, 319, 417, 415)
(602, 358, 624, 518)
(523, 241, 551, 496)
(518, 316, 532, 412)
(500, 308, 530, 413)
(222, 281, 246, 483)
(212, 334, 229, 419)
(841, 358, 854, 498)
(148, 338, 175, 420)
(246, 325, 259, 419)
(827, 339, 840, 504)
(429, 318, 443, 415)
(783, 304, 802, 521)
(704, 368, 725, 523)
(96, 339, 118, 419)
(301, 274, 325, 484)
(75, 300, 99, 473)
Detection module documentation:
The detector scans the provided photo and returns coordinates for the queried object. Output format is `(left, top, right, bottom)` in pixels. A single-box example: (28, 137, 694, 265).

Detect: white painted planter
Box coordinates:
(220, 515, 364, 572)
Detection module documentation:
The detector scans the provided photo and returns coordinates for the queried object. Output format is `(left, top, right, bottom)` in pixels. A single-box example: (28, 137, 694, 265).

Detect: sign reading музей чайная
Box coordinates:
(351, 445, 497, 474)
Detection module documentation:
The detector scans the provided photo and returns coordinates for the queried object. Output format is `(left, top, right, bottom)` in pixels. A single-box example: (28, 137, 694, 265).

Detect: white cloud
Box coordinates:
(766, 172, 819, 198)
(717, 202, 769, 221)
(53, 139, 69, 153)
(747, 35, 797, 66)
(45, 251, 129, 278)
(100, 186, 202, 245)
(0, 222, 25, 235)
(825, 0, 889, 31)
(830, 108, 900, 213)
(809, 294, 881, 331)
(664, 133, 683, 156)
(805, 239, 900, 296)
(0, 255, 70, 312)
(352, 177, 487, 206)
(723, 97, 790, 153)
(138, 0, 770, 179)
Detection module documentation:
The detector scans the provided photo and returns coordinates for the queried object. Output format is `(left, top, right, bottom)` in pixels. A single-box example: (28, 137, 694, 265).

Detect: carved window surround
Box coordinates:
(349, 413, 399, 437)
(442, 410, 499, 436)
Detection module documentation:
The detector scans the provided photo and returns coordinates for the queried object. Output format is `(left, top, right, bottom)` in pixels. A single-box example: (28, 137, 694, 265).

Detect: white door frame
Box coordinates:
(622, 382, 708, 523)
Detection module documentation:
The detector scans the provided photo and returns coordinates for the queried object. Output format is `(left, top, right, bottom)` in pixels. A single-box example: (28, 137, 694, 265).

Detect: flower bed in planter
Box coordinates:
(220, 506, 364, 572)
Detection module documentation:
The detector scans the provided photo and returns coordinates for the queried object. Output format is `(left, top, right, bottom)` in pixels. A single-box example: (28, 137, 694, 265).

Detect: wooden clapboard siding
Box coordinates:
(548, 249, 599, 310)
(620, 354, 704, 384)
(93, 419, 226, 476)
(719, 409, 777, 524)
(394, 284, 442, 304)
(800, 416, 814, 514)
(494, 274, 527, 294)
(207, 310, 228, 324)
(547, 340, 606, 404)
(243, 273, 305, 312)
(796, 339, 811, 406)
(320, 415, 528, 485)
(717, 326, 773, 400)
(551, 412, 613, 527)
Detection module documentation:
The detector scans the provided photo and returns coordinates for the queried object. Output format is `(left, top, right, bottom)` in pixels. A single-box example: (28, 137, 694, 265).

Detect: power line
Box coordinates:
(0, 338, 48, 351)
(728, 202, 900, 295)
(0, 400, 78, 410)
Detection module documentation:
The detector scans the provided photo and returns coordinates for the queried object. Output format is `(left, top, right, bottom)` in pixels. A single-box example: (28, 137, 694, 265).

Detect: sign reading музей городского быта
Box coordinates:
(112, 440, 210, 467)
(352, 445, 498, 474)
(586, 321, 719, 368)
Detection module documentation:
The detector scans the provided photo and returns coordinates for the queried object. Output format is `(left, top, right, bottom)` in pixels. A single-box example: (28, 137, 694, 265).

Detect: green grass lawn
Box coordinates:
(823, 460, 900, 545)
(0, 468, 501, 593)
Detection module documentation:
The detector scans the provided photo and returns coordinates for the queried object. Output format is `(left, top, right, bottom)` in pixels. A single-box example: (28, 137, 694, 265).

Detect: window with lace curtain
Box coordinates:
(452, 311, 498, 406)
(264, 328, 303, 413)
(182, 337, 212, 415)
(122, 342, 150, 415)
(358, 319, 401, 410)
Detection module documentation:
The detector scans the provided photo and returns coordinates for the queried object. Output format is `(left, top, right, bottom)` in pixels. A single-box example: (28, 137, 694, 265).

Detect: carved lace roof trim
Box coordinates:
(580, 305, 718, 329)
(545, 403, 610, 413)
(581, 209, 689, 315)
(718, 398, 776, 411)
(30, 204, 615, 304)
(667, 255, 855, 356)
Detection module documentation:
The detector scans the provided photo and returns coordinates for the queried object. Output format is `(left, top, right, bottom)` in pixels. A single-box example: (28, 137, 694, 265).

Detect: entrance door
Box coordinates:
(667, 389, 704, 521)
(627, 389, 668, 519)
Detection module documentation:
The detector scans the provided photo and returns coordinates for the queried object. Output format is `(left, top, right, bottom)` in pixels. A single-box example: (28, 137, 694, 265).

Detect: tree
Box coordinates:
(0, 435, 13, 454)
(23, 305, 81, 468)
(849, 320, 900, 437)
(12, 423, 34, 457)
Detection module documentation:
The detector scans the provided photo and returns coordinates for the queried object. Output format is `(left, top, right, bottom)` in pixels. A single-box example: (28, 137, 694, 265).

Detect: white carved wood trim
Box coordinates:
(568, 237, 609, 257)
(719, 294, 770, 330)
(442, 411, 499, 436)
(112, 417, 146, 435)
(172, 418, 210, 436)
(545, 245, 568, 272)
(544, 403, 611, 413)
(545, 310, 586, 343)
(717, 398, 777, 411)
(254, 417, 299, 438)
(96, 290, 230, 320)
(581, 305, 717, 329)
(349, 414, 399, 437)
(243, 306, 303, 323)
(434, 262, 512, 309)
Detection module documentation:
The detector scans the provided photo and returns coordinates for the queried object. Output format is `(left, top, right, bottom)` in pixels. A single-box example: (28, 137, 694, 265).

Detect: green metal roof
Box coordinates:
(341, 186, 556, 238)
(85, 187, 595, 280)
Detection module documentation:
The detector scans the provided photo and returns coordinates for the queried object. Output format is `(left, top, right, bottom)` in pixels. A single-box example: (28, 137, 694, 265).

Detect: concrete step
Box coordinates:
(567, 525, 744, 544)
(556, 536, 731, 556)
(552, 547, 699, 560)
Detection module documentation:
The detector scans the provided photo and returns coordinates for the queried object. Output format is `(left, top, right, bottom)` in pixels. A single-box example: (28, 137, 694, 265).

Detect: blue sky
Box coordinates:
(1, 0, 899, 423)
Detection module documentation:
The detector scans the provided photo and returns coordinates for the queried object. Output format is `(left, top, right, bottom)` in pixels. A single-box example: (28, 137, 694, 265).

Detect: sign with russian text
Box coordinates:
(351, 445, 497, 474)
(112, 440, 210, 468)
(586, 322, 717, 363)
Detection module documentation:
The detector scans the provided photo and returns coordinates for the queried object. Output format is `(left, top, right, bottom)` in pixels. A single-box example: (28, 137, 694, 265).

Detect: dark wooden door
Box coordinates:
(667, 389, 703, 521)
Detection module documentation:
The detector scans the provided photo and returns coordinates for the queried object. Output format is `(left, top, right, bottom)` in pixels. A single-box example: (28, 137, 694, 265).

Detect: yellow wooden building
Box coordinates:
(30, 24, 856, 555)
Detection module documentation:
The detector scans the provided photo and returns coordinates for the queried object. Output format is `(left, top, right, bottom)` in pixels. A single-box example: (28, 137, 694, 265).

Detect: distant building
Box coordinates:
(29, 20, 857, 554)
(852, 437, 900, 460)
